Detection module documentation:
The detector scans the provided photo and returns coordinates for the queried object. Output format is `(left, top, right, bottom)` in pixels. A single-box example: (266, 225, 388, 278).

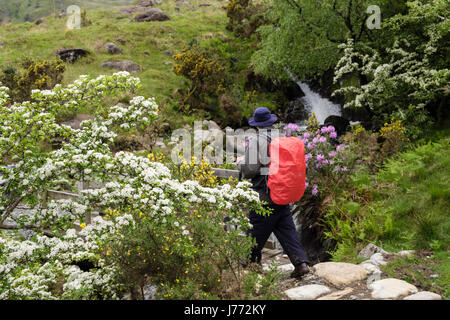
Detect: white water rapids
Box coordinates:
(297, 81, 342, 125)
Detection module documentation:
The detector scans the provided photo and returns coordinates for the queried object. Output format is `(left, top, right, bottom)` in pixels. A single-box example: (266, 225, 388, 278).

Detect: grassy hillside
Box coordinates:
(0, 1, 234, 127)
(0, 0, 136, 23)
(325, 134, 450, 297)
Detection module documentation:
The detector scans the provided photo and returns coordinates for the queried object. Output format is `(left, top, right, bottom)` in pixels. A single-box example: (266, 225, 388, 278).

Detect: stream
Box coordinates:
(296, 81, 342, 125)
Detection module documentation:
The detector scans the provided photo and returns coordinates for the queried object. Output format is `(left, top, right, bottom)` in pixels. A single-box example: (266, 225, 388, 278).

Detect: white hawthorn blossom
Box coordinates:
(0, 72, 263, 300)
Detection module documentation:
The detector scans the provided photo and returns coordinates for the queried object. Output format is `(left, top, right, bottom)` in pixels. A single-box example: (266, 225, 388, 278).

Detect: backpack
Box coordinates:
(267, 136, 306, 205)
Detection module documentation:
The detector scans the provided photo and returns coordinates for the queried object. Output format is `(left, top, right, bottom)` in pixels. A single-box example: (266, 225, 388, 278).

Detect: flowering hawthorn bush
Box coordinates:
(0, 72, 266, 299)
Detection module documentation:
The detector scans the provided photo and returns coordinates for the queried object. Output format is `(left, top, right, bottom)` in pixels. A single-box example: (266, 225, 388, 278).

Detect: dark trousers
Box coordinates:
(247, 203, 309, 266)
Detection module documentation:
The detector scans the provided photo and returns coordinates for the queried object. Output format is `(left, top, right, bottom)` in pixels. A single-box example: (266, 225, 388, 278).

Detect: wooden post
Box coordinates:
(76, 180, 91, 225)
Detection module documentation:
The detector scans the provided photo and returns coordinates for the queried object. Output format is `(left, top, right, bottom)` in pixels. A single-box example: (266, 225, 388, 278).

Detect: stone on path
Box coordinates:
(369, 253, 388, 266)
(403, 291, 442, 300)
(316, 287, 354, 300)
(357, 243, 389, 260)
(359, 261, 381, 274)
(369, 278, 418, 299)
(284, 284, 331, 300)
(278, 264, 295, 273)
(313, 262, 368, 287)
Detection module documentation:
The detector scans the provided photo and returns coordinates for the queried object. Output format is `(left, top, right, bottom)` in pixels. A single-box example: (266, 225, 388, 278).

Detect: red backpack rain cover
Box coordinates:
(268, 137, 306, 205)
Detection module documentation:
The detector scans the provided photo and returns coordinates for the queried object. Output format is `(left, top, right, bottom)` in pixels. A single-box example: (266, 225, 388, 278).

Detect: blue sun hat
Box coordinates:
(248, 107, 278, 127)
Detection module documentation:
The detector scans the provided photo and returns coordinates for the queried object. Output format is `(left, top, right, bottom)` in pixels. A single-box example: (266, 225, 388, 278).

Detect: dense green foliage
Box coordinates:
(324, 136, 450, 261)
(251, 0, 449, 138)
(0, 58, 65, 102)
(251, 0, 379, 80)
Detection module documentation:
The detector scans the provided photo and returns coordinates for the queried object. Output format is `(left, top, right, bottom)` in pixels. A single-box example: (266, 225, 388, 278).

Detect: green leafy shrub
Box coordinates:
(223, 0, 266, 38)
(174, 45, 227, 112)
(324, 136, 450, 262)
(0, 57, 65, 103)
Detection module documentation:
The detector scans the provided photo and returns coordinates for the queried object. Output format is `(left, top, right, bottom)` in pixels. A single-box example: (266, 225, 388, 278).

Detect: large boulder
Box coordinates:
(104, 42, 123, 55)
(284, 99, 308, 123)
(57, 48, 89, 63)
(101, 60, 141, 73)
(135, 8, 170, 22)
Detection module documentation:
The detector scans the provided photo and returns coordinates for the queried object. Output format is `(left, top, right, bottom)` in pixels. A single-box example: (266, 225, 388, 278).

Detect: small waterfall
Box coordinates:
(297, 81, 342, 125)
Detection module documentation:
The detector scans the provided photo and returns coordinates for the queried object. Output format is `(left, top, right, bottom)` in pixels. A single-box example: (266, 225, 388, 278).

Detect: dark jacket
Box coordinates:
(237, 127, 275, 203)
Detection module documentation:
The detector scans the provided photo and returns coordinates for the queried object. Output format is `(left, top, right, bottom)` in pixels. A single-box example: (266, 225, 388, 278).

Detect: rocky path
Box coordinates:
(261, 244, 443, 300)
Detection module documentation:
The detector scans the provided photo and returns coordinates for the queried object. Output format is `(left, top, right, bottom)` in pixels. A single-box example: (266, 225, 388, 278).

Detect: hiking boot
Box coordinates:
(290, 263, 310, 278)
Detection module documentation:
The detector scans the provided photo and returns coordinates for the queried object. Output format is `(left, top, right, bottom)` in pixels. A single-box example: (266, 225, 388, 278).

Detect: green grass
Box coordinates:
(0, 0, 136, 23)
(0, 1, 231, 127)
(381, 250, 450, 299)
(326, 135, 450, 259)
(325, 135, 450, 298)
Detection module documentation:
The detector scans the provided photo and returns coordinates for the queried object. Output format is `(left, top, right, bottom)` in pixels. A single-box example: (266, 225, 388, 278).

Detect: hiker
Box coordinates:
(237, 107, 310, 278)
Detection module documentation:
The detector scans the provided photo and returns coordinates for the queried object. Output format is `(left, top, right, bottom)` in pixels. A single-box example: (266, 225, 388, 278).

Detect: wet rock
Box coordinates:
(313, 262, 368, 287)
(403, 291, 442, 300)
(369, 278, 418, 299)
(284, 284, 331, 300)
(282, 80, 305, 100)
(57, 48, 89, 63)
(135, 8, 170, 22)
(101, 60, 141, 73)
(357, 243, 389, 260)
(284, 99, 308, 123)
(323, 115, 350, 137)
(104, 42, 123, 54)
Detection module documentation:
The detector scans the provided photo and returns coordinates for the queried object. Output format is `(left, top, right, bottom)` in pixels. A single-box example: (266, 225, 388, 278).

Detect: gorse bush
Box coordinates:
(342, 120, 409, 173)
(0, 72, 272, 299)
(174, 45, 227, 112)
(0, 57, 65, 103)
(223, 0, 266, 38)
